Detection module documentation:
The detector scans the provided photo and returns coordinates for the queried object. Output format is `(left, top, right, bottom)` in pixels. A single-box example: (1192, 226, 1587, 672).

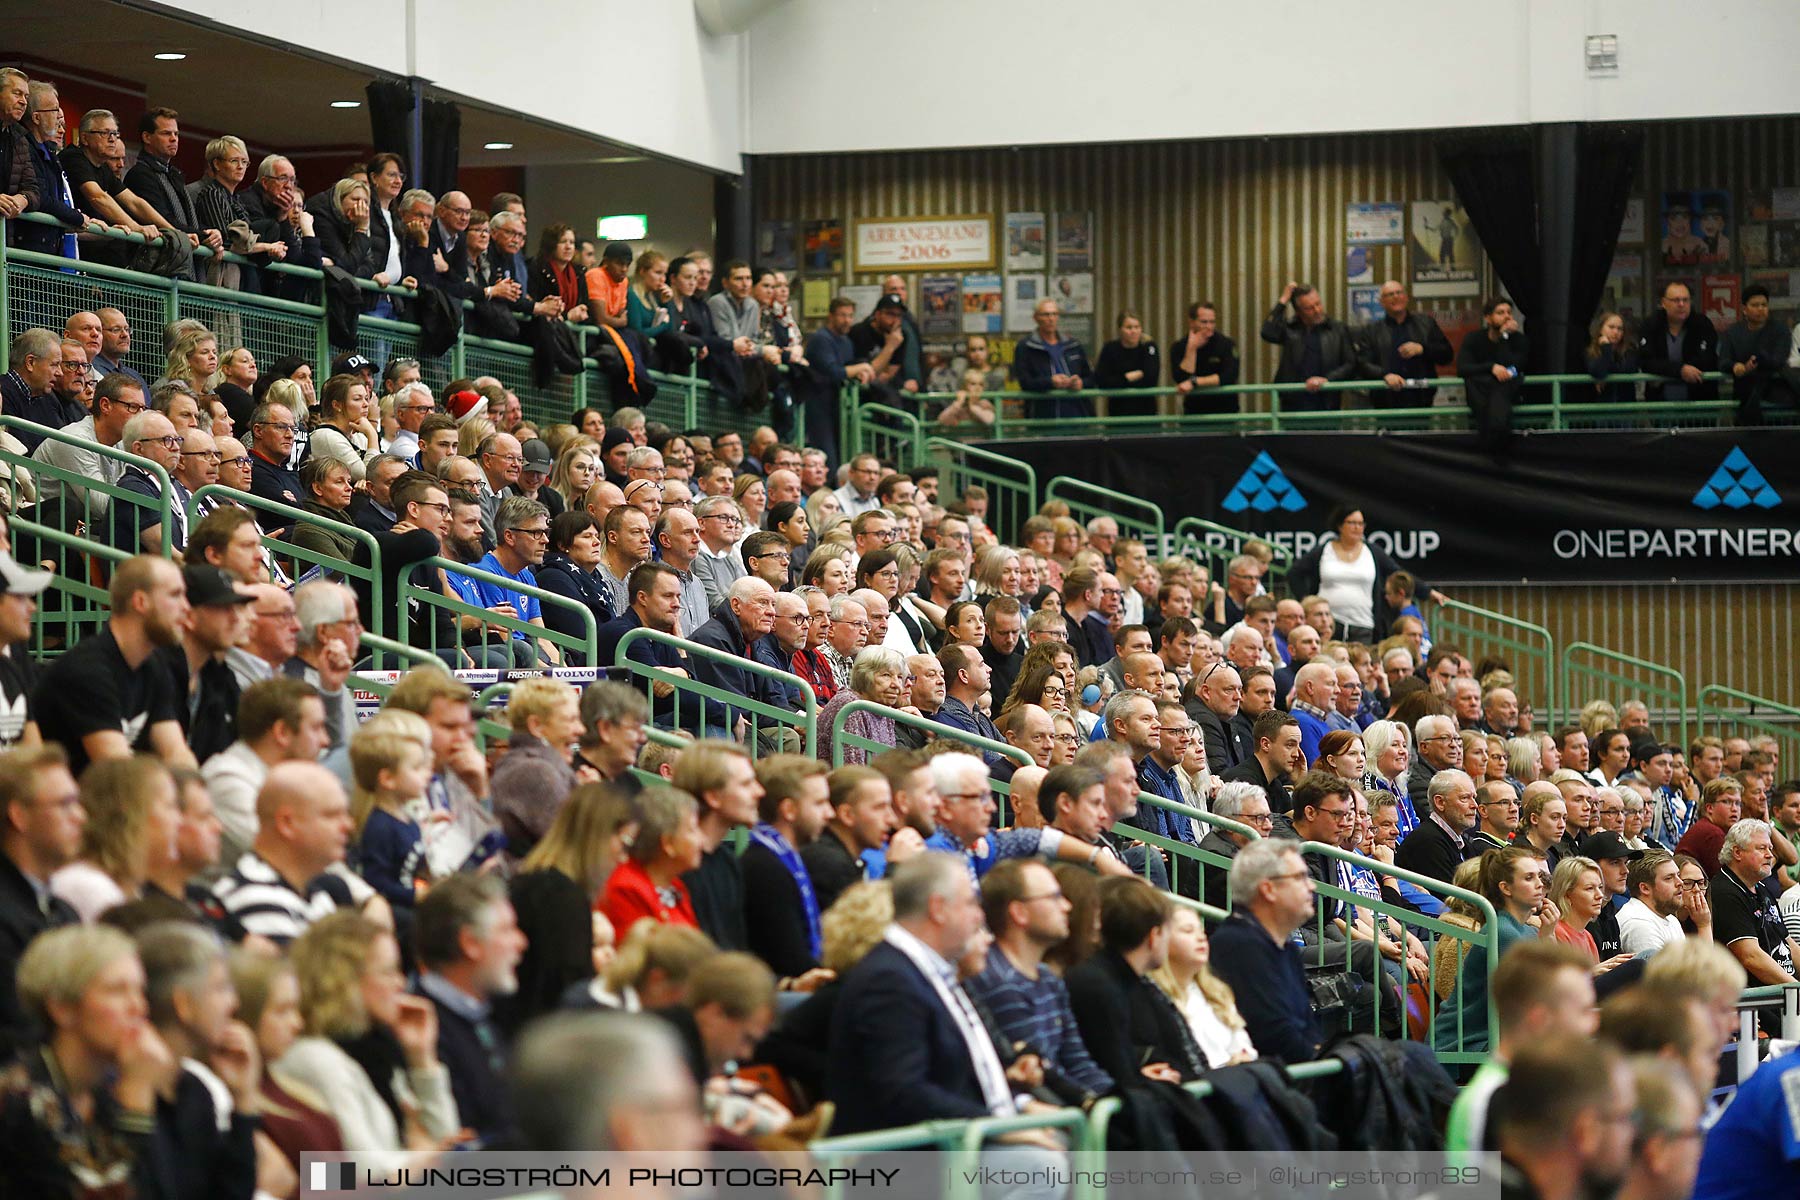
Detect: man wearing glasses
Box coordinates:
(246, 401, 304, 529)
(469, 496, 559, 666)
(58, 108, 193, 278)
(32, 373, 137, 524)
(384, 382, 435, 464)
(169, 425, 221, 554)
(108, 410, 185, 555)
(237, 153, 321, 299)
(691, 495, 747, 611)
(1209, 837, 1322, 1064)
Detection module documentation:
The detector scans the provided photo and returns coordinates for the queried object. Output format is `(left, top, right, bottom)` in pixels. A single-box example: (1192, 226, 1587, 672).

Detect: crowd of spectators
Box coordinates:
(0, 60, 1797, 1192)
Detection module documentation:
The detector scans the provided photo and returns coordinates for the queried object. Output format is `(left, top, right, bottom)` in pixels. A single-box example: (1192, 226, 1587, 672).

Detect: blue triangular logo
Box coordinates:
(1221, 452, 1308, 514)
(1692, 447, 1782, 510)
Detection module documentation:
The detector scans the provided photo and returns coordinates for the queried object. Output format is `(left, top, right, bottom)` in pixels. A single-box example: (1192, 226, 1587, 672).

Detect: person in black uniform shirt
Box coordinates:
(1358, 280, 1452, 408)
(1169, 301, 1240, 415)
(1093, 311, 1161, 418)
(1457, 297, 1530, 452)
(1710, 818, 1798, 994)
(672, 741, 755, 953)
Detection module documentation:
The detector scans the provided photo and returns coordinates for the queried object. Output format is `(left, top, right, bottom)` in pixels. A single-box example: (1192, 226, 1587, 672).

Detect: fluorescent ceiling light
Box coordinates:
(484, 141, 513, 150)
(330, 100, 361, 109)
(154, 52, 187, 61)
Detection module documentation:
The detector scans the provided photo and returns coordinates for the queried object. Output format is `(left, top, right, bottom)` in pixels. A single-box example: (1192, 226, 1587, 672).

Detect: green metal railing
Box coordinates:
(613, 626, 816, 756)
(926, 438, 1037, 545)
(842, 400, 927, 470)
(8, 514, 131, 656)
(1130, 792, 1256, 911)
(1298, 839, 1500, 1066)
(1170, 515, 1294, 588)
(883, 372, 1747, 441)
(827, 697, 1032, 816)
(185, 485, 393, 660)
(1429, 597, 1557, 724)
(1044, 476, 1166, 551)
(1698, 685, 1800, 768)
(396, 555, 596, 668)
(1562, 641, 1690, 751)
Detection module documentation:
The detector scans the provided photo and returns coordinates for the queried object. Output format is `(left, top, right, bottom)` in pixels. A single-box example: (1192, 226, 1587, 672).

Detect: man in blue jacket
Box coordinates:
(597, 561, 731, 737)
(1012, 299, 1095, 419)
(797, 297, 875, 465)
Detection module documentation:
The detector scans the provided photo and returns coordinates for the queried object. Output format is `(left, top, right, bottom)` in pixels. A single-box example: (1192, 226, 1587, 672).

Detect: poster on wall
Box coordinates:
(756, 221, 798, 272)
(1346, 246, 1374, 285)
(1347, 286, 1383, 324)
(803, 219, 844, 275)
(961, 273, 1003, 334)
(1748, 269, 1800, 312)
(1701, 274, 1740, 327)
(1059, 315, 1096, 347)
(840, 284, 883, 322)
(1005, 274, 1046, 332)
(851, 214, 995, 273)
(1004, 212, 1047, 271)
(1618, 198, 1645, 243)
(1053, 211, 1093, 270)
(1602, 252, 1645, 320)
(919, 275, 962, 337)
(801, 278, 834, 320)
(1047, 272, 1094, 314)
(1409, 201, 1481, 297)
(1660, 191, 1731, 267)
(1347, 202, 1405, 245)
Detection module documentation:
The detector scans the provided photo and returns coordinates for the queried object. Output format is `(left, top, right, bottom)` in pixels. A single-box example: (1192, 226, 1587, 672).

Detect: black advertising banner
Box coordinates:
(979, 429, 1800, 583)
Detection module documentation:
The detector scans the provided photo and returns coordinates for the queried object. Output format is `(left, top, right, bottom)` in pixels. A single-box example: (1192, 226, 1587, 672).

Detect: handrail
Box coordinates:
(1298, 838, 1500, 1059)
(7, 513, 130, 656)
(1561, 640, 1690, 751)
(1132, 791, 1255, 911)
(1044, 476, 1166, 549)
(397, 555, 597, 666)
(926, 437, 1038, 543)
(0, 416, 175, 558)
(613, 626, 817, 757)
(1697, 685, 1800, 756)
(1428, 596, 1558, 725)
(846, 400, 927, 469)
(1171, 514, 1295, 584)
(829, 696, 1031, 779)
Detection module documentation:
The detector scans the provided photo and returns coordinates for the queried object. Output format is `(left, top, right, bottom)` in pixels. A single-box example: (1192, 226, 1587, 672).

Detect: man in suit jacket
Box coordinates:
(826, 852, 1064, 1159)
(412, 874, 529, 1146)
(1396, 768, 1481, 885)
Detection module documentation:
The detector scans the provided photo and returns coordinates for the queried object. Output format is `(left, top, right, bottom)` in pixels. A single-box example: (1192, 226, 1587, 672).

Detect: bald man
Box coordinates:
(1008, 764, 1048, 830)
(212, 759, 359, 946)
(1289, 660, 1340, 764)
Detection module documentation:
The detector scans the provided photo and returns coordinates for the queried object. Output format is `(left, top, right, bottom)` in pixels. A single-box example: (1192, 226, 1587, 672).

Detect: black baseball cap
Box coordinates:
(874, 292, 908, 313)
(183, 563, 253, 608)
(1579, 830, 1644, 862)
(332, 352, 374, 376)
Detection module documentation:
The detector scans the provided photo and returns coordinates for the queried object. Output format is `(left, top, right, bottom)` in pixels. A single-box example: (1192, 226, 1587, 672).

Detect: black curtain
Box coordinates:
(1436, 128, 1545, 368)
(364, 81, 460, 197)
(365, 80, 413, 161)
(1565, 125, 1643, 369)
(421, 97, 461, 199)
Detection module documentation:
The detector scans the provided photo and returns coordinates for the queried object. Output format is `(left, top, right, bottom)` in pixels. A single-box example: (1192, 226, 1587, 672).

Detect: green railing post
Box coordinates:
(1044, 476, 1166, 550)
(1550, 377, 1564, 430)
(1697, 685, 1800, 767)
(0, 218, 9, 372)
(614, 626, 817, 758)
(1561, 641, 1690, 754)
(1429, 597, 1558, 727)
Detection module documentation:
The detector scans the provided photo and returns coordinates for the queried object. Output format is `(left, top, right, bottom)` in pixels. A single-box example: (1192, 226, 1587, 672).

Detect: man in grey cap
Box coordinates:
(506, 437, 563, 517)
(0, 551, 54, 750)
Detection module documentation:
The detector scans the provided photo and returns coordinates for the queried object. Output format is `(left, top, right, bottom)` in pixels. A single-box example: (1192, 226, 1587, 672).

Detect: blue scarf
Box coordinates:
(751, 823, 821, 961)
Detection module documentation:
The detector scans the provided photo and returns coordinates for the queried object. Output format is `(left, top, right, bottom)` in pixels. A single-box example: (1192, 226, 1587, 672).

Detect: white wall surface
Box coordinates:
(149, 0, 747, 173)
(746, 0, 1800, 155)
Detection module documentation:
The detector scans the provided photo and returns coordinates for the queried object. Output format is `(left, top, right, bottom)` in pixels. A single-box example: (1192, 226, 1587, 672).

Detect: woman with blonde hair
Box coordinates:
(548, 439, 600, 508)
(971, 543, 1022, 602)
(164, 325, 219, 391)
(1505, 736, 1542, 785)
(262, 376, 311, 468)
(816, 647, 909, 765)
(1459, 729, 1490, 781)
(1484, 734, 1508, 782)
(1547, 856, 1631, 976)
(1151, 905, 1256, 1067)
(801, 542, 854, 596)
(625, 249, 673, 339)
(280, 911, 460, 1156)
(491, 675, 582, 858)
(1049, 516, 1083, 572)
(49, 756, 180, 923)
(457, 414, 495, 460)
(4, 926, 179, 1194)
(503, 782, 643, 1034)
(576, 920, 717, 1011)
(1430, 857, 1488, 1001)
(805, 487, 844, 539)
(732, 473, 767, 533)
(229, 950, 344, 1171)
(1579, 699, 1620, 742)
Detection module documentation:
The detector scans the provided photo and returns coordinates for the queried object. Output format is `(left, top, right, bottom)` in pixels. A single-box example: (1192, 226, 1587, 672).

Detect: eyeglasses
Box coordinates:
(255, 421, 297, 434)
(704, 513, 743, 527)
(488, 453, 525, 465)
(1053, 733, 1082, 746)
(1241, 811, 1275, 826)
(1270, 870, 1312, 883)
(106, 398, 147, 415)
(1159, 725, 1193, 737)
(834, 618, 871, 631)
(180, 450, 222, 461)
(940, 790, 993, 803)
(136, 435, 183, 450)
(218, 455, 249, 468)
(413, 501, 452, 517)
(509, 526, 550, 540)
(256, 607, 299, 622)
